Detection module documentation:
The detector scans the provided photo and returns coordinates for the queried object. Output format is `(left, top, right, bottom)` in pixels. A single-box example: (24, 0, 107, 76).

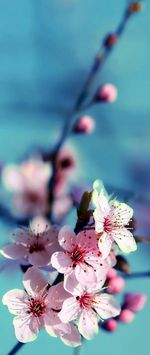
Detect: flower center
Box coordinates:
(26, 191, 41, 203)
(70, 245, 85, 266)
(29, 242, 45, 253)
(28, 298, 46, 317)
(77, 293, 93, 309)
(103, 216, 112, 233)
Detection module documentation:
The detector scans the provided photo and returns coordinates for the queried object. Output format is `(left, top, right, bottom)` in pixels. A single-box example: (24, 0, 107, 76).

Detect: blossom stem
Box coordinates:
(73, 345, 83, 355)
(46, 2, 136, 219)
(123, 271, 150, 279)
(8, 342, 24, 355)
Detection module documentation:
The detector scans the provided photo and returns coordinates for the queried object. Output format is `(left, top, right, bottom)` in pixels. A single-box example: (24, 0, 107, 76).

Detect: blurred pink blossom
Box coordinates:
(73, 116, 95, 134)
(123, 293, 147, 313)
(2, 159, 51, 217)
(95, 83, 118, 103)
(1, 216, 60, 267)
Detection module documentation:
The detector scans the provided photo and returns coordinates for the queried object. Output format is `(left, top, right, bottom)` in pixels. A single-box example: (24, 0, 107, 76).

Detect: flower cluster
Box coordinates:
(1, 182, 140, 346)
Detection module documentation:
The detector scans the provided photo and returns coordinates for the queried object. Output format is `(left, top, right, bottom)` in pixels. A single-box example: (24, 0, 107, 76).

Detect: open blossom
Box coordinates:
(59, 272, 120, 340)
(51, 226, 113, 286)
(1, 217, 60, 267)
(2, 159, 51, 216)
(93, 187, 137, 258)
(2, 267, 81, 346)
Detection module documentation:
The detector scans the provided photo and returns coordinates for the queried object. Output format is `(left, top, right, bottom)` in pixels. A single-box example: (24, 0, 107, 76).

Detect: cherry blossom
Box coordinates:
(1, 217, 60, 267)
(2, 267, 81, 346)
(93, 187, 137, 257)
(2, 159, 51, 216)
(59, 272, 120, 340)
(51, 226, 112, 286)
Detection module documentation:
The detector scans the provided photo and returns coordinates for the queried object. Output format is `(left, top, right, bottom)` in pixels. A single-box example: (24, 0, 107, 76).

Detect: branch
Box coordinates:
(8, 342, 24, 355)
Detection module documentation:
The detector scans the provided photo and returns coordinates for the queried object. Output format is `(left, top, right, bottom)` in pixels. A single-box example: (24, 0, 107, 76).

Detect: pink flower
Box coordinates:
(2, 160, 51, 217)
(2, 267, 81, 346)
(93, 188, 137, 258)
(1, 217, 60, 267)
(51, 226, 111, 286)
(123, 293, 147, 312)
(73, 116, 95, 134)
(59, 272, 120, 340)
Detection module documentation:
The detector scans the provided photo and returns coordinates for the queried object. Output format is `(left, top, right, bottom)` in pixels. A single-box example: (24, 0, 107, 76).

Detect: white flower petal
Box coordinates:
(58, 226, 76, 252)
(98, 233, 112, 259)
(112, 228, 137, 253)
(78, 309, 98, 340)
(111, 201, 133, 226)
(2, 289, 28, 315)
(59, 297, 80, 323)
(23, 267, 47, 296)
(94, 293, 120, 319)
(13, 315, 39, 343)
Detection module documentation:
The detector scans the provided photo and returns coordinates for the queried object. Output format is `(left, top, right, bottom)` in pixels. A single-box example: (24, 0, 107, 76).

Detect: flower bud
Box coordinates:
(107, 268, 117, 280)
(123, 293, 147, 313)
(73, 116, 95, 134)
(128, 2, 143, 14)
(107, 275, 125, 294)
(95, 84, 118, 103)
(104, 33, 118, 48)
(119, 309, 135, 323)
(103, 319, 118, 332)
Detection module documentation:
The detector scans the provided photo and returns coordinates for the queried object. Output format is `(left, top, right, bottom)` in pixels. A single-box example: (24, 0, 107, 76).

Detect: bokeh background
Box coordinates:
(0, 0, 150, 354)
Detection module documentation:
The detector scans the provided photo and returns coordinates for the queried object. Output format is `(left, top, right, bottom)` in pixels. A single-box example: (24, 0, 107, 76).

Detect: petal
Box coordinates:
(1, 244, 27, 259)
(78, 309, 98, 340)
(98, 233, 112, 259)
(13, 315, 39, 343)
(2, 165, 25, 192)
(64, 271, 85, 296)
(23, 267, 47, 296)
(94, 190, 111, 217)
(112, 228, 137, 253)
(94, 293, 121, 319)
(2, 289, 28, 315)
(30, 216, 50, 235)
(59, 297, 80, 323)
(11, 228, 31, 244)
(111, 200, 133, 226)
(61, 324, 81, 347)
(75, 264, 97, 286)
(46, 282, 70, 310)
(58, 226, 76, 252)
(51, 252, 73, 274)
(28, 250, 51, 267)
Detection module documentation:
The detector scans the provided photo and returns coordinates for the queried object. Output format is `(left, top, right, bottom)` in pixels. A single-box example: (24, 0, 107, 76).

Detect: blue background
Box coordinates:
(0, 0, 150, 354)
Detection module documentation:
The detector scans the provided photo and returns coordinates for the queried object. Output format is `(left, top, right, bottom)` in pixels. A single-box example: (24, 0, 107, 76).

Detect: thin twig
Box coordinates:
(123, 271, 150, 279)
(73, 345, 83, 355)
(7, 342, 24, 355)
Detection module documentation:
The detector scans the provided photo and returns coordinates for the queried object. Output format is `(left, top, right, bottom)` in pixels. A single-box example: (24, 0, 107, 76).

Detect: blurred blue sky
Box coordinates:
(0, 1, 150, 354)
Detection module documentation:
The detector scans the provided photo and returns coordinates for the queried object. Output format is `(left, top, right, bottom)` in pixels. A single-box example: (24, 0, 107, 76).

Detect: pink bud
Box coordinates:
(123, 293, 147, 313)
(95, 83, 118, 103)
(107, 268, 117, 280)
(73, 116, 95, 134)
(103, 319, 118, 332)
(104, 33, 118, 47)
(119, 309, 135, 323)
(107, 275, 125, 294)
